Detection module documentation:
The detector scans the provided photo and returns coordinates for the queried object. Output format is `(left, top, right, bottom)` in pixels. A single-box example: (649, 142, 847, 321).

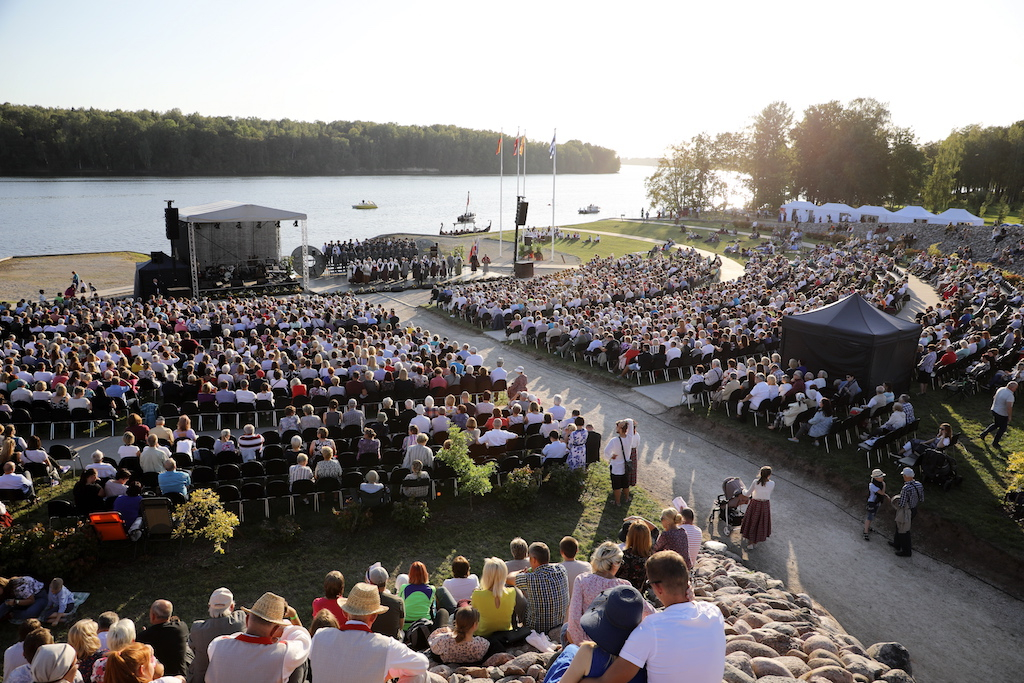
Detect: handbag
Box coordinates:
(617, 436, 633, 475)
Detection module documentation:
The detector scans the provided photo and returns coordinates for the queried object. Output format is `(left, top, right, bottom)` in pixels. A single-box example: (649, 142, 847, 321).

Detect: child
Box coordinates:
(427, 606, 489, 664)
(41, 578, 74, 625)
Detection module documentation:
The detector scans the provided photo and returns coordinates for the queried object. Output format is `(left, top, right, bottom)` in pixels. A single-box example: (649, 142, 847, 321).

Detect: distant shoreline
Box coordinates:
(0, 169, 621, 179)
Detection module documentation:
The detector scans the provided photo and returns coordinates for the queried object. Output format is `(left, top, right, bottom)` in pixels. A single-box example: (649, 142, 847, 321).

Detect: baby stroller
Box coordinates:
(708, 477, 749, 534)
(918, 448, 964, 491)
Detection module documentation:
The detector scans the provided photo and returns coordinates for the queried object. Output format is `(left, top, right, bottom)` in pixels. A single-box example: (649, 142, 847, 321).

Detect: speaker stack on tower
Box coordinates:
(165, 206, 179, 240)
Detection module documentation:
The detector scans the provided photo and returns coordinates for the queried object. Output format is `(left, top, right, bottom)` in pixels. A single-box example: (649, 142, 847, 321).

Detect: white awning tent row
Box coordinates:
(177, 201, 311, 291)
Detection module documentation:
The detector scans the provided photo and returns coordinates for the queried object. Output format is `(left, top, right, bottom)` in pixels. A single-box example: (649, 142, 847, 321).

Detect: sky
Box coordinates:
(1, 0, 1022, 159)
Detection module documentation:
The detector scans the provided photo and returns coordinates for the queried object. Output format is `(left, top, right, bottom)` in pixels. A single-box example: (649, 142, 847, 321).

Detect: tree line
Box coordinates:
(0, 104, 620, 176)
(646, 98, 1024, 218)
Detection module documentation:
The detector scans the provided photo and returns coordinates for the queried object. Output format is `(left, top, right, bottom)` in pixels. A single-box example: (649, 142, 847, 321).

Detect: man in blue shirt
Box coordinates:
(158, 459, 191, 499)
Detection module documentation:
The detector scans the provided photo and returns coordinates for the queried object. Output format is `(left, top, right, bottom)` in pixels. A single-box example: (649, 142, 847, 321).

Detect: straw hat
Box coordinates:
(242, 592, 291, 625)
(338, 583, 389, 616)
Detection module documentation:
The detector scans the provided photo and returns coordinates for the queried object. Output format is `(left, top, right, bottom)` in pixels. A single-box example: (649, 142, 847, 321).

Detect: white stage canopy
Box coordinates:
(932, 208, 984, 226)
(179, 201, 307, 223)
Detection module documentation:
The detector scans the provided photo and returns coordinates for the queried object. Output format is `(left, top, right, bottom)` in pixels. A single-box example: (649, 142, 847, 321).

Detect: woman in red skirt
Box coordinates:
(741, 466, 774, 549)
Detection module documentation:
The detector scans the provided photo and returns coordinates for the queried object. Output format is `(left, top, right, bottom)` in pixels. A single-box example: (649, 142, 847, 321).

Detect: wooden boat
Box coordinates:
(578, 204, 600, 214)
(456, 192, 476, 224)
(441, 220, 492, 236)
(353, 201, 378, 209)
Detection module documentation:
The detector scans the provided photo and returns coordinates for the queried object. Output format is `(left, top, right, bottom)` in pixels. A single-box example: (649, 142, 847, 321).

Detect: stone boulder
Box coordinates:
(726, 640, 781, 659)
(798, 665, 854, 683)
(880, 670, 915, 683)
(750, 657, 796, 678)
(866, 643, 912, 675)
(722, 662, 757, 683)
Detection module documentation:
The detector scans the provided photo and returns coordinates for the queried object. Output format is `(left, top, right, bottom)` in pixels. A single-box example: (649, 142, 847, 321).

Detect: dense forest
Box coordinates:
(645, 98, 1024, 218)
(0, 104, 620, 176)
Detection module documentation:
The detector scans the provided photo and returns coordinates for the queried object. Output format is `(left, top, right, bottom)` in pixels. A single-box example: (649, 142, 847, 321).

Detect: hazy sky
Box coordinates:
(2, 0, 1021, 158)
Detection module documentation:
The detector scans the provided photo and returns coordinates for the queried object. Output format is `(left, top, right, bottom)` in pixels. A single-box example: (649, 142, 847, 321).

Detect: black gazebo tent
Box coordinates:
(780, 293, 921, 393)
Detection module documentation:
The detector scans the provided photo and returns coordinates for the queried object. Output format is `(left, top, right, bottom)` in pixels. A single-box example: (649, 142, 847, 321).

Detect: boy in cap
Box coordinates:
(309, 583, 427, 683)
(207, 592, 309, 683)
(187, 588, 246, 683)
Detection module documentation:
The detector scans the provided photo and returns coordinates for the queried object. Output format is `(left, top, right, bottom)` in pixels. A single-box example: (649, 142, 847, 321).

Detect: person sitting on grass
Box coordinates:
(428, 606, 490, 664)
(40, 578, 75, 626)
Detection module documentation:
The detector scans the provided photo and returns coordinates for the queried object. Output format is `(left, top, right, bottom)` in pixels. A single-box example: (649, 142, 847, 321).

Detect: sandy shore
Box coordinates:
(0, 252, 148, 303)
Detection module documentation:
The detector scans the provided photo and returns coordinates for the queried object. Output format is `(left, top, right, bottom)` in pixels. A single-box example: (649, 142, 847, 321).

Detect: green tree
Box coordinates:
(744, 101, 794, 210)
(887, 126, 927, 208)
(645, 134, 727, 213)
(923, 131, 965, 212)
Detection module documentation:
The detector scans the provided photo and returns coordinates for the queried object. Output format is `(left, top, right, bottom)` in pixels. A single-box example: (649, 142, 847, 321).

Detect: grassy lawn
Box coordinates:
(480, 233, 657, 262)
(1, 467, 663, 642)
(565, 220, 772, 262)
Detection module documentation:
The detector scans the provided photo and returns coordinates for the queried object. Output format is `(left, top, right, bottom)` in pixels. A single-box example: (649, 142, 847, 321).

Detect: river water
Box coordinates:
(0, 166, 656, 258)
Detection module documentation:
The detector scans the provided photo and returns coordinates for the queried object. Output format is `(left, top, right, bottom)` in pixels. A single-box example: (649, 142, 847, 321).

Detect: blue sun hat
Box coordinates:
(579, 584, 645, 655)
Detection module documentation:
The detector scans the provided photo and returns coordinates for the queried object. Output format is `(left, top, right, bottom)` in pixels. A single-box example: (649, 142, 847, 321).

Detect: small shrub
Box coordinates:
(334, 504, 373, 534)
(732, 219, 752, 230)
(258, 517, 302, 544)
(391, 500, 430, 529)
(545, 464, 588, 499)
(0, 523, 97, 581)
(438, 427, 494, 509)
(173, 488, 240, 554)
(497, 467, 539, 510)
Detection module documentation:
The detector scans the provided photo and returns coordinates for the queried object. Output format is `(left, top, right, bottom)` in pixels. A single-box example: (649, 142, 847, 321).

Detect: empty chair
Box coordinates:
(216, 484, 244, 522)
(217, 463, 242, 483)
(89, 511, 129, 542)
(290, 478, 316, 510)
(190, 466, 217, 488)
(240, 461, 266, 480)
(241, 482, 270, 519)
(261, 444, 284, 461)
(139, 497, 175, 546)
(314, 477, 342, 511)
(263, 459, 289, 480)
(47, 499, 81, 527)
(196, 434, 217, 451)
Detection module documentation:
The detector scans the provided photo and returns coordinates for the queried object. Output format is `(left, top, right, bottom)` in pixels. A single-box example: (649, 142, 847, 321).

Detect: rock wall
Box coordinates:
(432, 547, 915, 683)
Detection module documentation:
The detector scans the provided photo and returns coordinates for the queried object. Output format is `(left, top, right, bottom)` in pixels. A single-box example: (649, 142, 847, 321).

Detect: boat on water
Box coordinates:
(353, 201, 378, 209)
(578, 204, 600, 214)
(456, 192, 476, 224)
(441, 220, 491, 236)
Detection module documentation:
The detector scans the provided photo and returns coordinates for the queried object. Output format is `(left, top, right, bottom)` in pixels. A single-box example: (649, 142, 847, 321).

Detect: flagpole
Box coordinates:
(551, 128, 556, 260)
(522, 130, 527, 199)
(498, 130, 503, 257)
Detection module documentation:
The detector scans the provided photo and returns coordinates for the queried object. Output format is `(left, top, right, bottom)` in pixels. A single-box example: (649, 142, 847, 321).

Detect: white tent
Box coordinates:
(780, 201, 818, 222)
(931, 208, 984, 226)
(857, 205, 895, 223)
(891, 206, 936, 224)
(179, 200, 307, 223)
(817, 203, 860, 222)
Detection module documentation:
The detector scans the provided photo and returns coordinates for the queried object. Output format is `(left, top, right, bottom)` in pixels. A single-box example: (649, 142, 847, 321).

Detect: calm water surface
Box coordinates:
(0, 166, 654, 258)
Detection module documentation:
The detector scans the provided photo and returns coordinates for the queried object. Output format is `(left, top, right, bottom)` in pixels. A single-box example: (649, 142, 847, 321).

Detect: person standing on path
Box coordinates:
(980, 381, 1016, 447)
(624, 418, 639, 490)
(741, 466, 774, 549)
(863, 469, 889, 541)
(603, 421, 632, 506)
(890, 467, 924, 557)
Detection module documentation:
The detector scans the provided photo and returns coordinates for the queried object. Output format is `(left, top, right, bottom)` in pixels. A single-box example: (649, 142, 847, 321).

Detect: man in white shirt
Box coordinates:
(234, 379, 257, 405)
(86, 451, 117, 479)
(582, 551, 724, 683)
(140, 434, 172, 473)
(479, 427, 517, 447)
(541, 431, 569, 463)
(408, 406, 431, 435)
(310, 583, 427, 683)
(679, 509, 703, 569)
(547, 395, 567, 422)
(490, 359, 508, 384)
(465, 347, 484, 369)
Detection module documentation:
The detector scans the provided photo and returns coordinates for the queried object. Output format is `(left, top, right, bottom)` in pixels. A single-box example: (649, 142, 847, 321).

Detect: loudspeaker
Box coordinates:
(150, 251, 164, 264)
(515, 200, 529, 226)
(524, 236, 533, 247)
(165, 207, 180, 240)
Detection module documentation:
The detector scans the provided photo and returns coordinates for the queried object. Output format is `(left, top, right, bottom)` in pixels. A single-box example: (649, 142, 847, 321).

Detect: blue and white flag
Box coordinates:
(549, 132, 556, 159)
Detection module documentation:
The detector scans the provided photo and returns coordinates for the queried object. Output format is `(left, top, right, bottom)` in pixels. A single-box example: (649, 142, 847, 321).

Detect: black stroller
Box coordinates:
(918, 448, 964, 491)
(708, 477, 748, 534)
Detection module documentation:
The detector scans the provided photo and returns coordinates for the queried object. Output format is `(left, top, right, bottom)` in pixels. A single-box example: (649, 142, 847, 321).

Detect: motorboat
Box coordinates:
(578, 204, 600, 214)
(353, 201, 378, 209)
